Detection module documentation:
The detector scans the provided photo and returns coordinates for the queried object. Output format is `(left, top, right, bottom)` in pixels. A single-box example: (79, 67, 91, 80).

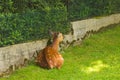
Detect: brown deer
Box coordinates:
(35, 31, 64, 69)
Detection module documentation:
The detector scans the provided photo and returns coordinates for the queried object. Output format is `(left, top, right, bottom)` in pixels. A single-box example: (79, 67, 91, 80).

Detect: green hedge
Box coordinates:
(0, 2, 70, 47)
(0, 0, 120, 47)
(67, 0, 120, 21)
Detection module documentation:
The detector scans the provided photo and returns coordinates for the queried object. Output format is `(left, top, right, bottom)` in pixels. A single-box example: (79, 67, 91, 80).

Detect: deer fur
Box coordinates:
(35, 31, 64, 69)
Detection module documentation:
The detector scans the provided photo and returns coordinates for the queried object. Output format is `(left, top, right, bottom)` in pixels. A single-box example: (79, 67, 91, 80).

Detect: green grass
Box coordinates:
(1, 24, 120, 80)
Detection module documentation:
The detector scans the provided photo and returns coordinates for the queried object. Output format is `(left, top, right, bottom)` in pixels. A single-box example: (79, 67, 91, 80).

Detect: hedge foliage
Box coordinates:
(0, 0, 70, 47)
(0, 0, 120, 47)
(67, 0, 120, 20)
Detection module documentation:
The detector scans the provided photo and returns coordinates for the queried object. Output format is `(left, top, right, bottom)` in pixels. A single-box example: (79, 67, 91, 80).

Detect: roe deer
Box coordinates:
(35, 31, 64, 69)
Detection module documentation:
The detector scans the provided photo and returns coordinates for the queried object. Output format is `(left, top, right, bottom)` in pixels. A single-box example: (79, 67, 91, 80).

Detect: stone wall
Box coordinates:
(0, 39, 48, 76)
(0, 13, 120, 76)
(63, 14, 120, 44)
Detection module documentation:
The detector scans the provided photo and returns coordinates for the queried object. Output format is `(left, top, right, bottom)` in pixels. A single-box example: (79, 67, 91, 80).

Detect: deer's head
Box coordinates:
(49, 31, 63, 42)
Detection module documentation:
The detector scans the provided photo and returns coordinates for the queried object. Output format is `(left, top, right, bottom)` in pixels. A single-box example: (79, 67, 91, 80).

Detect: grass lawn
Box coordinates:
(0, 24, 120, 80)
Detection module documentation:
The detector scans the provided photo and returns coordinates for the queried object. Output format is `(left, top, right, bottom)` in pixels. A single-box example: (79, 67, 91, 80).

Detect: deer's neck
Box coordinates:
(51, 38, 60, 51)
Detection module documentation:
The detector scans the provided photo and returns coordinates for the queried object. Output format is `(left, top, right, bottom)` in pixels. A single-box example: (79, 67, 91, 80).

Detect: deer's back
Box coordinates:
(44, 46, 64, 68)
(36, 46, 64, 69)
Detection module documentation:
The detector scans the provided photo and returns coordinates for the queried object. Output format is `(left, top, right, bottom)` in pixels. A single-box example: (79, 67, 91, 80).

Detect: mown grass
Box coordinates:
(0, 24, 120, 80)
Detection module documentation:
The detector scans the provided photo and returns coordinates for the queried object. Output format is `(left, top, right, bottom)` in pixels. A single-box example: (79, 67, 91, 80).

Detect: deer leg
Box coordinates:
(47, 60, 54, 69)
(56, 66, 61, 69)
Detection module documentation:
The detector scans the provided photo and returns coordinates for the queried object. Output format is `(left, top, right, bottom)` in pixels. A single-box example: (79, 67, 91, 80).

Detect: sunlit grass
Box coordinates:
(81, 60, 109, 74)
(0, 24, 120, 80)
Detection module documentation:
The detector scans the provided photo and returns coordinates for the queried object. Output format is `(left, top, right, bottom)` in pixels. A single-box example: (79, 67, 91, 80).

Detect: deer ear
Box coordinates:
(49, 30, 54, 36)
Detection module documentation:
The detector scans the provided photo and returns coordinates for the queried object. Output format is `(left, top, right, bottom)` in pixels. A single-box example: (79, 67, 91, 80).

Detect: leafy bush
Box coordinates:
(0, 1, 70, 47)
(0, 0, 120, 47)
(66, 0, 120, 21)
(0, 0, 14, 13)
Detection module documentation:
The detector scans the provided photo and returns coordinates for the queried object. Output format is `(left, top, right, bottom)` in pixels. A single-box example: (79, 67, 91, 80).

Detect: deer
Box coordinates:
(35, 31, 64, 69)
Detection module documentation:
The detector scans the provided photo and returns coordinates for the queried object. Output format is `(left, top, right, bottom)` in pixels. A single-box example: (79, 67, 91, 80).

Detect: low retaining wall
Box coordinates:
(0, 39, 47, 76)
(63, 14, 120, 44)
(0, 13, 120, 76)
